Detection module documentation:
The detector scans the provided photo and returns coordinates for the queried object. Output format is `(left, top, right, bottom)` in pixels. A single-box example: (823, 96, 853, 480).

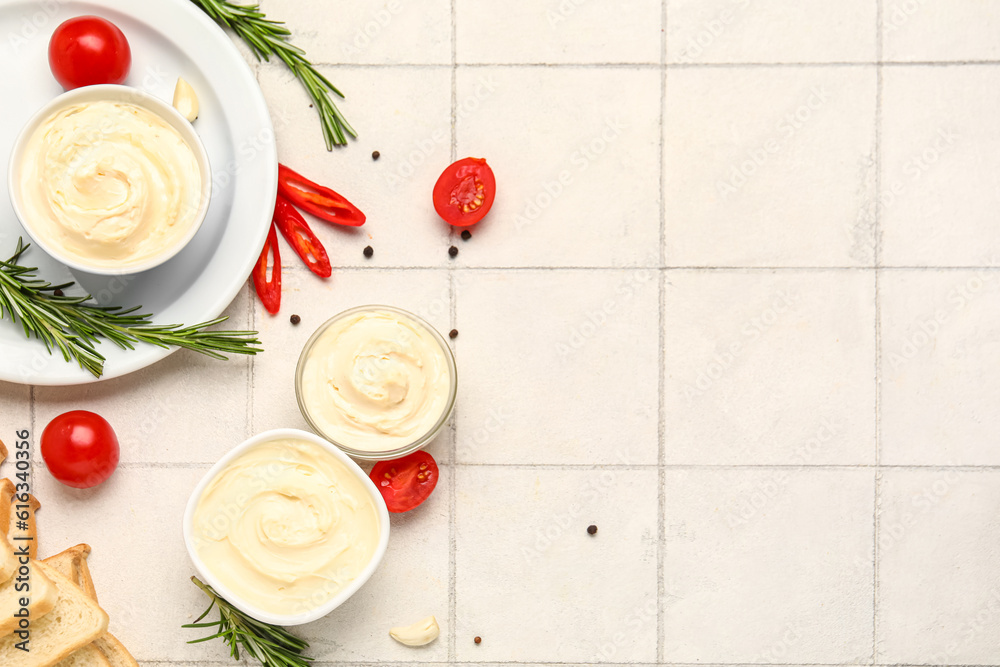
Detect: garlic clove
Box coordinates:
(389, 615, 440, 647)
(173, 77, 199, 122)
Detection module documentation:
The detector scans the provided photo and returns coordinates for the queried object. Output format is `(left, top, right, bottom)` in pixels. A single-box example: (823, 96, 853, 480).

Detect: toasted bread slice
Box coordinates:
(91, 635, 137, 667)
(0, 561, 58, 638)
(0, 561, 109, 667)
(42, 547, 138, 667)
(0, 481, 39, 560)
(41, 545, 97, 604)
(0, 481, 19, 583)
(54, 644, 111, 667)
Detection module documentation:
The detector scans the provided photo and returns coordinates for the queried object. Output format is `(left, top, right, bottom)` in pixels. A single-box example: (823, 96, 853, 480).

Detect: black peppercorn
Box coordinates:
(290, 314, 301, 325)
(372, 150, 381, 160)
(449, 329, 458, 339)
(587, 525, 598, 535)
(448, 246, 458, 258)
(461, 230, 472, 241)
(364, 246, 374, 258)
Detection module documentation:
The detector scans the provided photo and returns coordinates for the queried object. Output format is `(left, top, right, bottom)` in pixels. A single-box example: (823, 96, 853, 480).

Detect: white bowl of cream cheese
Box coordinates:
(183, 428, 390, 626)
(8, 84, 211, 275)
(295, 305, 458, 461)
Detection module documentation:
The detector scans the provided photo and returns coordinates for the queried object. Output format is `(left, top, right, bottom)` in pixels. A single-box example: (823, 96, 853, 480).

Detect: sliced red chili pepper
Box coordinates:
(252, 222, 281, 315)
(277, 163, 366, 227)
(273, 195, 332, 278)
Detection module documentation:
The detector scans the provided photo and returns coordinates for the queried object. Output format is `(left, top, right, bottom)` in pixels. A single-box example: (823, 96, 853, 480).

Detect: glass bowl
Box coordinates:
(294, 305, 457, 461)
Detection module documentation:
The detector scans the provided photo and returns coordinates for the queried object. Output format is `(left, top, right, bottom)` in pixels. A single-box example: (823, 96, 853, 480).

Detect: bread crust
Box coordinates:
(42, 546, 138, 667)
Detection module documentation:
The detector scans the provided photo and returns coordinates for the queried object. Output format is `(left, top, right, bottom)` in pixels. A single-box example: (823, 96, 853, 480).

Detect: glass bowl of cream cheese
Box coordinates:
(183, 428, 390, 626)
(295, 305, 458, 461)
(8, 84, 211, 275)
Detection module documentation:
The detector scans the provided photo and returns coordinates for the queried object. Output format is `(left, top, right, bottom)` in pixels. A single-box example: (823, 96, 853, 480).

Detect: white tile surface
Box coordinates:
(31, 288, 252, 464)
(297, 466, 451, 663)
(456, 0, 662, 64)
(251, 268, 453, 462)
(882, 0, 1000, 63)
(666, 0, 877, 64)
(880, 270, 1000, 465)
(6, 3, 1000, 666)
(0, 384, 30, 446)
(662, 468, 875, 663)
(266, 0, 452, 65)
(664, 66, 877, 267)
(877, 469, 1000, 664)
(455, 67, 662, 268)
(881, 66, 1000, 267)
(30, 466, 227, 663)
(455, 270, 659, 465)
(664, 270, 875, 465)
(257, 64, 454, 268)
(455, 466, 659, 663)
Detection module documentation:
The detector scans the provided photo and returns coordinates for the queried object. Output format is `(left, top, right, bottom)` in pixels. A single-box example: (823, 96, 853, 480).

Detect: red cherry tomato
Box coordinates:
(370, 451, 439, 513)
(48, 16, 132, 90)
(432, 157, 496, 227)
(41, 411, 120, 489)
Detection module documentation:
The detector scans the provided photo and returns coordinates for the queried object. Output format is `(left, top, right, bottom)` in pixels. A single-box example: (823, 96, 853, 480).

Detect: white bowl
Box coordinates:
(7, 84, 212, 276)
(182, 428, 390, 626)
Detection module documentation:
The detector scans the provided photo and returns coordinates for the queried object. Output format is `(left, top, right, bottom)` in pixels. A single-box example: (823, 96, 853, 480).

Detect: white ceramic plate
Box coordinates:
(0, 0, 277, 385)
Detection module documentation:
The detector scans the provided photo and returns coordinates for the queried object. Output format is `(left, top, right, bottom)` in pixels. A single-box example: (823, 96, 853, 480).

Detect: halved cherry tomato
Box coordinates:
(370, 451, 439, 513)
(273, 195, 332, 278)
(277, 164, 365, 227)
(433, 157, 496, 227)
(252, 222, 281, 314)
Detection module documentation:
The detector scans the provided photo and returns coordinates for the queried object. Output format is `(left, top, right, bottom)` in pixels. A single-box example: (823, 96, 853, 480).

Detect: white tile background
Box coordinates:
(1, 0, 1000, 665)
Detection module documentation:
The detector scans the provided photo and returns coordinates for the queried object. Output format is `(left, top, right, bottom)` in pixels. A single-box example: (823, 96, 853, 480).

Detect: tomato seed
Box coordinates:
(364, 246, 374, 258)
(587, 525, 598, 535)
(384, 472, 392, 479)
(461, 230, 472, 241)
(420, 463, 428, 470)
(290, 314, 301, 325)
(449, 246, 459, 258)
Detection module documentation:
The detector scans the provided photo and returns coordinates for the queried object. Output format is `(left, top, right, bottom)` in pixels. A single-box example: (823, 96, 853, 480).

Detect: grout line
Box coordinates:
(657, 0, 668, 662)
(873, 1, 884, 660)
(448, 1, 458, 660)
(303, 60, 1000, 69)
(246, 282, 256, 441)
(282, 264, 1000, 273)
(28, 385, 35, 490)
(142, 660, 996, 667)
(107, 462, 1000, 471)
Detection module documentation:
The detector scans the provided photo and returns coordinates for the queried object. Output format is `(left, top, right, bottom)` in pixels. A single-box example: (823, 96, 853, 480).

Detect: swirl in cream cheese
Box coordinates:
(299, 309, 453, 453)
(18, 100, 203, 270)
(192, 439, 381, 616)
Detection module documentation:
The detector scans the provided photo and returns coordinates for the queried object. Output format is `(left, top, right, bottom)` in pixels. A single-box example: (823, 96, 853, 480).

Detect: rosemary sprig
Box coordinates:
(190, 0, 356, 149)
(185, 576, 314, 667)
(0, 240, 262, 378)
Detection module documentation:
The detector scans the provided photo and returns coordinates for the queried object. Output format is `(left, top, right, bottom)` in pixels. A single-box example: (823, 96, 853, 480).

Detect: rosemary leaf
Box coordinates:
(189, 0, 356, 149)
(0, 241, 262, 378)
(186, 577, 314, 667)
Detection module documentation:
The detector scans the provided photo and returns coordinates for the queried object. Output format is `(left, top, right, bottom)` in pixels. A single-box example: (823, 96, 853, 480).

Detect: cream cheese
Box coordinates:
(191, 439, 381, 616)
(18, 100, 202, 270)
(299, 309, 453, 453)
